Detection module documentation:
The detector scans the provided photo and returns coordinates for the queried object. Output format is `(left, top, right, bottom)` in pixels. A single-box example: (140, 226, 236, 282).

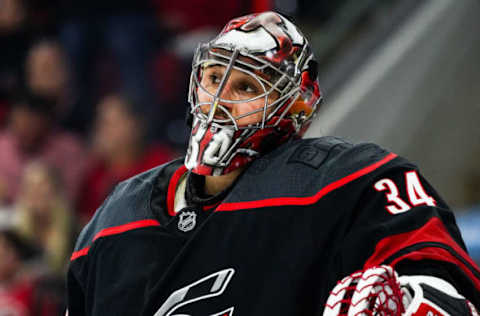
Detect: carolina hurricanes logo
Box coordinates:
(155, 269, 235, 316)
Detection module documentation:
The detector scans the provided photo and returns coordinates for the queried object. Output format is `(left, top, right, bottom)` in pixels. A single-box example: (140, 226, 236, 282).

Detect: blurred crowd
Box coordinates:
(0, 0, 271, 314)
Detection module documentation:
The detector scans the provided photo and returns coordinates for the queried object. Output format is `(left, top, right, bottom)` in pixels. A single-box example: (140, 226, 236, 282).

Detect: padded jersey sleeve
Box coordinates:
(66, 161, 186, 316)
(335, 166, 480, 307)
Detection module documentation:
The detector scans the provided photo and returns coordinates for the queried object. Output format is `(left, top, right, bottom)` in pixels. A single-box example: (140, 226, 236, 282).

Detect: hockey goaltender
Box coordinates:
(66, 11, 480, 316)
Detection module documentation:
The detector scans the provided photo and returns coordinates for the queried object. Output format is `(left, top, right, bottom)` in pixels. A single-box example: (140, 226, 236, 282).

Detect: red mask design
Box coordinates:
(185, 11, 322, 176)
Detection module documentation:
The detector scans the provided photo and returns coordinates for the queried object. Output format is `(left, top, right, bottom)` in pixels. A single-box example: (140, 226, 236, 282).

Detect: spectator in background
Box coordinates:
(25, 39, 69, 113)
(0, 227, 60, 316)
(14, 161, 75, 277)
(0, 0, 25, 32)
(0, 0, 66, 127)
(78, 93, 174, 224)
(0, 228, 35, 316)
(152, 0, 271, 36)
(0, 91, 87, 205)
(58, 0, 159, 135)
(0, 0, 31, 126)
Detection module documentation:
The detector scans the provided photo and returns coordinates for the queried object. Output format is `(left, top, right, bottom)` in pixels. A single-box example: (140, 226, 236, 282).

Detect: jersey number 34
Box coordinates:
(374, 170, 436, 215)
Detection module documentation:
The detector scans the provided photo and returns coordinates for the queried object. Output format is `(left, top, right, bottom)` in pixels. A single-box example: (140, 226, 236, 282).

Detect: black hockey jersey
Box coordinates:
(67, 137, 480, 315)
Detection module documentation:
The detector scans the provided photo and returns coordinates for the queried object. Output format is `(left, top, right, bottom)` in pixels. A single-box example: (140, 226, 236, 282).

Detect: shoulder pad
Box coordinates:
(225, 137, 407, 202)
(73, 158, 183, 252)
(286, 136, 352, 169)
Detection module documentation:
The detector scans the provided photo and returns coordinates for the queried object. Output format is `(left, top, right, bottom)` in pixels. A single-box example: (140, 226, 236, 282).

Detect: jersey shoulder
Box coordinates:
(287, 136, 412, 171)
(73, 158, 184, 252)
(227, 137, 414, 202)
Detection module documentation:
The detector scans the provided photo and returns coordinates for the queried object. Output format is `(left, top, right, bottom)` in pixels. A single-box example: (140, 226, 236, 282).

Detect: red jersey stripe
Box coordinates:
(70, 219, 161, 261)
(391, 247, 480, 292)
(92, 219, 160, 241)
(365, 217, 480, 291)
(216, 153, 398, 211)
(167, 165, 188, 216)
(70, 246, 90, 261)
(203, 201, 221, 211)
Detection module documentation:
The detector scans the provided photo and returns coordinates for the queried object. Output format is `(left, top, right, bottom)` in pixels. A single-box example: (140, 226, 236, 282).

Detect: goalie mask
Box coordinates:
(185, 11, 322, 176)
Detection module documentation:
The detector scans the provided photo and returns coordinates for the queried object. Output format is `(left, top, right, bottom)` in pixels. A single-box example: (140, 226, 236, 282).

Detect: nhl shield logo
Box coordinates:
(178, 211, 197, 232)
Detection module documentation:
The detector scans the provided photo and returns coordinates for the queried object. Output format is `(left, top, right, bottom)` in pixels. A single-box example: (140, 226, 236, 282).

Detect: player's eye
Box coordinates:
(238, 81, 258, 94)
(209, 74, 221, 85)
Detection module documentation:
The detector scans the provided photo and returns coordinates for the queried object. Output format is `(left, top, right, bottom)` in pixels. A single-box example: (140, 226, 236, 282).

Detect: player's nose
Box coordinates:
(216, 83, 235, 109)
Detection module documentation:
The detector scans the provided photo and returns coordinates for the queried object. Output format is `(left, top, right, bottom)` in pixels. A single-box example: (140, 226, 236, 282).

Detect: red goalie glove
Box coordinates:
(323, 265, 479, 316)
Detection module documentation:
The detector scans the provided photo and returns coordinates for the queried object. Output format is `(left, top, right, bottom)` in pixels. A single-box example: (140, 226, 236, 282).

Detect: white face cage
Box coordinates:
(188, 43, 309, 131)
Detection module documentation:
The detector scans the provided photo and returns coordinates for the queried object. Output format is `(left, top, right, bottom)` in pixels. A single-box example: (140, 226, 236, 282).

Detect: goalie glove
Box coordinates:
(399, 275, 478, 316)
(323, 265, 479, 316)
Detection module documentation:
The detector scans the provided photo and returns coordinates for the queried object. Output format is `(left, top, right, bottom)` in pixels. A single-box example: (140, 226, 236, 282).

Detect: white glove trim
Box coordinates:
(399, 275, 465, 316)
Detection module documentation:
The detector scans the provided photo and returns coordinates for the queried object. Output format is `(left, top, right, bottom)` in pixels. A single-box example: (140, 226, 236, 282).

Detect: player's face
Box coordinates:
(198, 65, 278, 126)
